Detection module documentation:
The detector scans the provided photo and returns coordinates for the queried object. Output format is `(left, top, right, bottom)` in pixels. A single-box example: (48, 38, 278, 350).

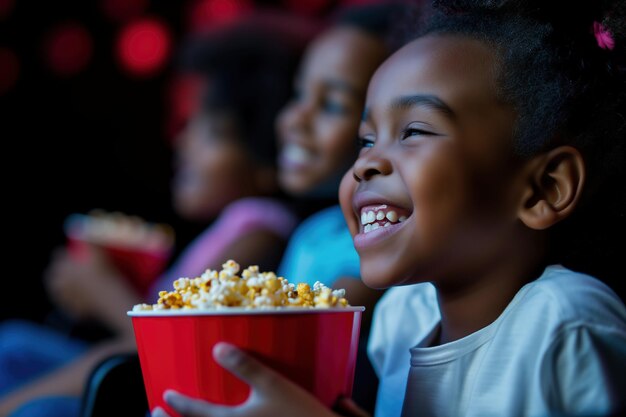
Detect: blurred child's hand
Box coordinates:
(43, 245, 138, 332)
(152, 342, 345, 417)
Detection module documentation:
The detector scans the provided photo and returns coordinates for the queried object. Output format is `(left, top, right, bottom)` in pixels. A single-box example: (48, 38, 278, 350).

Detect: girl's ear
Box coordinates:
(517, 146, 585, 230)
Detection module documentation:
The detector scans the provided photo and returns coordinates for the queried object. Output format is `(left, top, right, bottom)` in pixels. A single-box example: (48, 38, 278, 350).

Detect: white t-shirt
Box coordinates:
(368, 265, 626, 417)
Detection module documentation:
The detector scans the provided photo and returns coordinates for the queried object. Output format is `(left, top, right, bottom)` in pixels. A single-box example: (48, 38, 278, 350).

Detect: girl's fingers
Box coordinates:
(163, 344, 326, 417)
(212, 342, 281, 393)
(152, 407, 172, 417)
(164, 390, 232, 417)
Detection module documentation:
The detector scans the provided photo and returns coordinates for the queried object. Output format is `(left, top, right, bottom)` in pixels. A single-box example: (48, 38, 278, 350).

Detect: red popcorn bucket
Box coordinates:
(66, 235, 171, 294)
(128, 307, 364, 416)
(64, 212, 173, 294)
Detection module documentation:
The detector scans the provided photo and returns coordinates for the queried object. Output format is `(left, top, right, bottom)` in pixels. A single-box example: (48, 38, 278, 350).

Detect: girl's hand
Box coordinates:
(152, 342, 345, 417)
(44, 246, 112, 318)
(43, 245, 140, 334)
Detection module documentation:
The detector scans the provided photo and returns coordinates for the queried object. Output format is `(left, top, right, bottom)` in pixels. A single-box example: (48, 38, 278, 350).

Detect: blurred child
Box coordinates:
(0, 17, 308, 417)
(275, 0, 407, 320)
(146, 18, 313, 299)
(273, 3, 408, 410)
(153, 1, 626, 416)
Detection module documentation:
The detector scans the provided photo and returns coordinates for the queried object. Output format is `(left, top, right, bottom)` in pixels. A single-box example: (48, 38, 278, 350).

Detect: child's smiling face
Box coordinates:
(340, 35, 525, 289)
(276, 27, 387, 197)
(172, 112, 257, 220)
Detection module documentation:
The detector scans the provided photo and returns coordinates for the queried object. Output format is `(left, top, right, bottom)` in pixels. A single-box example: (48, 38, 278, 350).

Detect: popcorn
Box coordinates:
(134, 260, 350, 311)
(64, 209, 175, 251)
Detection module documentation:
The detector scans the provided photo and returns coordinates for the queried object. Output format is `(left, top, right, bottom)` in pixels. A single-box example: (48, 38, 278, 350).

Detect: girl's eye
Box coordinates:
(321, 99, 348, 115)
(401, 127, 434, 140)
(357, 136, 374, 148)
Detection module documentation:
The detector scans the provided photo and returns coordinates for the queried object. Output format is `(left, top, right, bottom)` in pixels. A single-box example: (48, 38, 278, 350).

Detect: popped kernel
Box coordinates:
(132, 303, 153, 312)
(173, 278, 191, 291)
(133, 260, 351, 311)
(265, 278, 281, 293)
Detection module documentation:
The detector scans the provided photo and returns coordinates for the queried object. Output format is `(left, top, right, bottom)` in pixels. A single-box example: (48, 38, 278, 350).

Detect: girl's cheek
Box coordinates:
(339, 171, 359, 236)
(276, 108, 292, 137)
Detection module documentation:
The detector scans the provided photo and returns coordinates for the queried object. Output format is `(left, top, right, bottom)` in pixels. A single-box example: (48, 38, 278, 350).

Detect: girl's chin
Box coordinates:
(360, 269, 396, 290)
(278, 175, 309, 196)
(359, 256, 424, 290)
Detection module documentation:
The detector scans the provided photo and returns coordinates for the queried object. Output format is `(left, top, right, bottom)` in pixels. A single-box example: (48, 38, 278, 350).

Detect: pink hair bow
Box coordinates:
(593, 21, 615, 50)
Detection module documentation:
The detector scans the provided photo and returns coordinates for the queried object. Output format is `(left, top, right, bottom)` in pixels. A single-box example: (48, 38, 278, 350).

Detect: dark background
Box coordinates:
(0, 0, 365, 322)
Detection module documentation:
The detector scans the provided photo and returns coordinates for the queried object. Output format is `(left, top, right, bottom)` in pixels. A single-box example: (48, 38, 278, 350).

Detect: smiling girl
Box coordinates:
(341, 1, 626, 416)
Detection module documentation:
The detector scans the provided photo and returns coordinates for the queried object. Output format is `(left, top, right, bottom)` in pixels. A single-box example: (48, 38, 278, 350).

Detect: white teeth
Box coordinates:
(360, 207, 409, 229)
(282, 144, 313, 163)
(386, 211, 398, 222)
(363, 222, 381, 234)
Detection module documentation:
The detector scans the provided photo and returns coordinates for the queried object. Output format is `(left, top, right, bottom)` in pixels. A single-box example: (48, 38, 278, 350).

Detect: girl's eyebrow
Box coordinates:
(391, 94, 456, 120)
(362, 94, 456, 123)
(322, 79, 361, 98)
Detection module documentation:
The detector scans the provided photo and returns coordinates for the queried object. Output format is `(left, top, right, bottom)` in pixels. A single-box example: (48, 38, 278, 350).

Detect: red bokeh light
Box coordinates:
(339, 0, 384, 5)
(0, 0, 14, 20)
(283, 0, 330, 16)
(45, 23, 93, 77)
(100, 0, 149, 23)
(0, 47, 19, 94)
(117, 18, 172, 77)
(186, 0, 253, 33)
(165, 74, 207, 141)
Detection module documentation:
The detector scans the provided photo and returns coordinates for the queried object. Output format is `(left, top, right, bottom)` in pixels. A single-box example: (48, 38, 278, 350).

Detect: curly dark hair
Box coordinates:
(409, 0, 626, 291)
(175, 19, 310, 166)
(330, 0, 412, 51)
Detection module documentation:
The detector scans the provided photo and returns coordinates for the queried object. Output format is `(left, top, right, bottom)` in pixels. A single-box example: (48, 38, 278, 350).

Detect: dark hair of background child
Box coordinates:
(331, 0, 412, 51)
(174, 22, 306, 168)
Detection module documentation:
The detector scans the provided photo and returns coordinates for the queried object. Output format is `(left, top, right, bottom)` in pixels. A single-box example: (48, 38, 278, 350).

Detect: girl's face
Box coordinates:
(340, 35, 524, 289)
(276, 27, 387, 196)
(172, 112, 256, 220)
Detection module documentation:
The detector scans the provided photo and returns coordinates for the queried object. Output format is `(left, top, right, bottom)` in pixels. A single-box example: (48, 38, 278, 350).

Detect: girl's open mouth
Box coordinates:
(354, 204, 412, 249)
(359, 204, 410, 233)
(279, 143, 315, 171)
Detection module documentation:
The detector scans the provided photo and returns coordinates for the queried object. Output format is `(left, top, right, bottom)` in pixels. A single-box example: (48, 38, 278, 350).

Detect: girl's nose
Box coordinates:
(278, 99, 313, 135)
(352, 147, 392, 182)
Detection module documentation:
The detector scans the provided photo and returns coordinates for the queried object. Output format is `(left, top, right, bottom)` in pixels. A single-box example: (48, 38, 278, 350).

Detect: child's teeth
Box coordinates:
(360, 206, 409, 231)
